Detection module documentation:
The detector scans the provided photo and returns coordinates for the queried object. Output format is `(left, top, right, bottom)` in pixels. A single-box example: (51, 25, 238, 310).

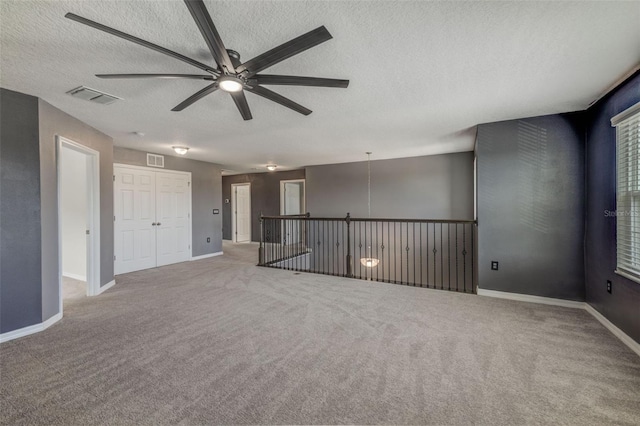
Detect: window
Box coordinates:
(613, 101, 640, 283)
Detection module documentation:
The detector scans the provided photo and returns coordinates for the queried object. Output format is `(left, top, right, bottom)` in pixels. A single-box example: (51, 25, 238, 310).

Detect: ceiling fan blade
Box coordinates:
(254, 75, 349, 88)
(230, 92, 253, 121)
(171, 83, 218, 111)
(65, 13, 219, 76)
(237, 26, 332, 77)
(96, 74, 215, 80)
(246, 86, 311, 116)
(183, 0, 234, 73)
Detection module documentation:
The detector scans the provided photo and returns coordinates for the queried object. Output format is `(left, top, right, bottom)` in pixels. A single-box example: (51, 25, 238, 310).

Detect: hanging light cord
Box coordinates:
(367, 152, 372, 218)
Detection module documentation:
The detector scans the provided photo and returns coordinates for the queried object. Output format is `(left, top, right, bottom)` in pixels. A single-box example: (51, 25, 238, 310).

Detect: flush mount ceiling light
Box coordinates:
(172, 146, 189, 155)
(360, 152, 380, 268)
(217, 75, 244, 93)
(266, 164, 277, 171)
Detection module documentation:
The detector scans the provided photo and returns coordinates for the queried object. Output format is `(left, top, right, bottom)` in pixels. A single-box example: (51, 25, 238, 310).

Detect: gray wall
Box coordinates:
(306, 153, 474, 220)
(476, 113, 586, 301)
(222, 169, 306, 242)
(39, 99, 115, 320)
(585, 70, 640, 343)
(114, 147, 223, 255)
(0, 89, 42, 332)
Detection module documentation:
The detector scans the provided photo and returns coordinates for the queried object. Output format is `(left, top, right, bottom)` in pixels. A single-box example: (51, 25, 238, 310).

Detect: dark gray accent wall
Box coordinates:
(305, 153, 474, 220)
(476, 113, 586, 301)
(114, 147, 223, 255)
(222, 170, 306, 242)
(585, 71, 640, 343)
(38, 99, 115, 321)
(0, 89, 42, 332)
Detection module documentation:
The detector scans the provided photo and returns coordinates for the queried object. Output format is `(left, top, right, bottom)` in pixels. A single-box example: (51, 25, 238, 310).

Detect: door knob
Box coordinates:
(152, 222, 157, 226)
(157, 223, 161, 226)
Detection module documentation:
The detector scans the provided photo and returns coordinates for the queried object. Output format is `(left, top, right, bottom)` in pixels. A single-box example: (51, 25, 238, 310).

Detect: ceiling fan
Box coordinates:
(65, 0, 349, 120)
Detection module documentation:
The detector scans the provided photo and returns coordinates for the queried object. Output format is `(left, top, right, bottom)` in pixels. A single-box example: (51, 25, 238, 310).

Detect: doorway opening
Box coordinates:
(280, 179, 306, 246)
(231, 183, 251, 243)
(57, 136, 101, 314)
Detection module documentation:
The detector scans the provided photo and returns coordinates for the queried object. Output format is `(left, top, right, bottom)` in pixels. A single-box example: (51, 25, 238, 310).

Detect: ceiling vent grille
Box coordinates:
(66, 86, 120, 105)
(147, 153, 165, 168)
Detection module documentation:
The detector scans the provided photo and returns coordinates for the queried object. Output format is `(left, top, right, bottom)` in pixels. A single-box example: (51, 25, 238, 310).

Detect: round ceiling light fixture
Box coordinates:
(266, 164, 277, 171)
(218, 76, 244, 93)
(172, 146, 189, 155)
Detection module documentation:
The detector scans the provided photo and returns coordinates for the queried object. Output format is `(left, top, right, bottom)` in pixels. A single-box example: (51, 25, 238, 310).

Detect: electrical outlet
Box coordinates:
(206, 237, 211, 243)
(607, 280, 612, 294)
(491, 261, 499, 271)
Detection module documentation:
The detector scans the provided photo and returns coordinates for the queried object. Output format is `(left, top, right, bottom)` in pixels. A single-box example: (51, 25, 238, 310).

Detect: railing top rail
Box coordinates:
(261, 215, 476, 224)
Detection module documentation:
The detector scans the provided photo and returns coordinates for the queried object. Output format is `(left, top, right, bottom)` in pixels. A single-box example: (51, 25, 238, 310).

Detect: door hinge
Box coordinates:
(113, 175, 115, 182)
(114, 255, 116, 261)
(188, 182, 191, 187)
(114, 215, 116, 222)
(188, 245, 191, 249)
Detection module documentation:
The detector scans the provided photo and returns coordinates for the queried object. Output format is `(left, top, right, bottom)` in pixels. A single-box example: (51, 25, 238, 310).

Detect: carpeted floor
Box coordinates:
(1, 242, 639, 425)
(62, 276, 86, 300)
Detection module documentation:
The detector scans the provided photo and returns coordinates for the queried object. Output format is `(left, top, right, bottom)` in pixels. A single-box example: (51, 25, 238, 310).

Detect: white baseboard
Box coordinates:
(478, 288, 639, 357)
(191, 251, 223, 261)
(96, 279, 115, 295)
(1, 279, 115, 343)
(63, 272, 86, 282)
(0, 312, 63, 344)
(585, 304, 640, 358)
(477, 288, 585, 309)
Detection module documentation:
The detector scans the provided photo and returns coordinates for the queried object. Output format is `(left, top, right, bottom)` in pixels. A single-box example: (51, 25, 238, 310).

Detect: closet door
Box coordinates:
(114, 166, 157, 274)
(155, 171, 191, 267)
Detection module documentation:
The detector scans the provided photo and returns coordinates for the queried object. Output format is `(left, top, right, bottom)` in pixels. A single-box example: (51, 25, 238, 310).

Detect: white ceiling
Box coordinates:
(1, 1, 639, 173)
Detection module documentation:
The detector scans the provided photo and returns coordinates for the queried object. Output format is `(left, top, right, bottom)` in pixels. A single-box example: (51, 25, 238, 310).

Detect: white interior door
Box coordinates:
(233, 184, 251, 243)
(281, 180, 305, 245)
(114, 167, 157, 274)
(156, 171, 191, 267)
(114, 165, 191, 274)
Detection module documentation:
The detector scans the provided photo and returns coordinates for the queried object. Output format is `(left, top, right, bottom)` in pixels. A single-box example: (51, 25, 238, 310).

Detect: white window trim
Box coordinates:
(612, 100, 640, 284)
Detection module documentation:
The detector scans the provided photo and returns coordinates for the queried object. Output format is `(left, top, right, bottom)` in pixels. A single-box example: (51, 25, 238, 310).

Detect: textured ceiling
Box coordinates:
(1, 1, 639, 173)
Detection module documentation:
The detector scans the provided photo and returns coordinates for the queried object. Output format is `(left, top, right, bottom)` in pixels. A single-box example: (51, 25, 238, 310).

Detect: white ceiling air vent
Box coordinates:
(66, 86, 120, 105)
(147, 153, 164, 168)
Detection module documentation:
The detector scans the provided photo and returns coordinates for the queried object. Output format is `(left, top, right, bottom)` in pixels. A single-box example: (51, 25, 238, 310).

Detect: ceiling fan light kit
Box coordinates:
(266, 164, 277, 171)
(217, 76, 244, 93)
(65, 0, 349, 121)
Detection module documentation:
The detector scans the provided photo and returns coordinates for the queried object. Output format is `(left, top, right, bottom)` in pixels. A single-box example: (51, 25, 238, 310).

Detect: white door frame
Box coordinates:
(280, 179, 306, 215)
(56, 136, 101, 314)
(280, 179, 306, 246)
(231, 183, 251, 243)
(113, 163, 193, 272)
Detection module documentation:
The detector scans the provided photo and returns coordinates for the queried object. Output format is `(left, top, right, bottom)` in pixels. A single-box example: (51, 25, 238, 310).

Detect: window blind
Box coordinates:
(614, 103, 640, 283)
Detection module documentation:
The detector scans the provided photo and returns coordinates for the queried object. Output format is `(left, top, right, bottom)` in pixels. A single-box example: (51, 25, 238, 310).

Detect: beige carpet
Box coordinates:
(1, 241, 639, 425)
(62, 276, 86, 300)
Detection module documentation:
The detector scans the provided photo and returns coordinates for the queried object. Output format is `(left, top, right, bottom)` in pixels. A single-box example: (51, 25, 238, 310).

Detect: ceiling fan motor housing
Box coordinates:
(226, 49, 241, 69)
